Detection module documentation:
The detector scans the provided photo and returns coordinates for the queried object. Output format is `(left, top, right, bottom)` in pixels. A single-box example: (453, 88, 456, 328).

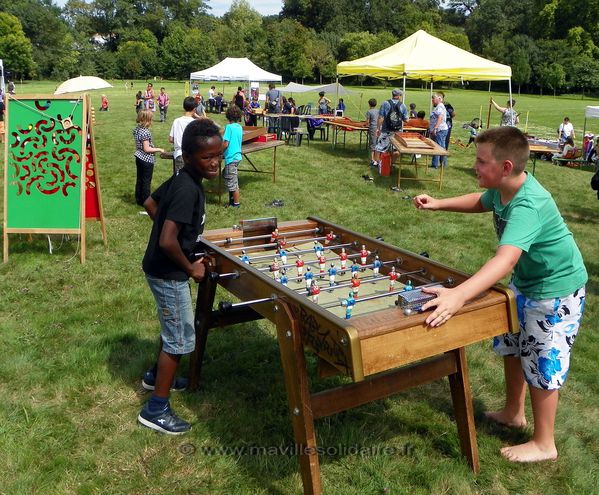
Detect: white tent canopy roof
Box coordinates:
(337, 30, 511, 82)
(190, 57, 282, 82)
(281, 82, 353, 95)
(585, 106, 599, 118)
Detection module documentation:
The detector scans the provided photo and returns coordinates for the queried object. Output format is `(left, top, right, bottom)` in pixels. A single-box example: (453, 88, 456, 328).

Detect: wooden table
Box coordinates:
(160, 139, 285, 203)
(325, 120, 370, 150)
(191, 217, 518, 495)
(389, 134, 449, 190)
(528, 141, 559, 175)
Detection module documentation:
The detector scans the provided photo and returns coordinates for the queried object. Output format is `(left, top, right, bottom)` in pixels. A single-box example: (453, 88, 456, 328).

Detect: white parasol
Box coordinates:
(54, 76, 113, 95)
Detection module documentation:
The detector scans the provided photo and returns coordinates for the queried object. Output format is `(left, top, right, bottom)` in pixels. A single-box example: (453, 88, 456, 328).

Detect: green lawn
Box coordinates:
(1, 80, 598, 494)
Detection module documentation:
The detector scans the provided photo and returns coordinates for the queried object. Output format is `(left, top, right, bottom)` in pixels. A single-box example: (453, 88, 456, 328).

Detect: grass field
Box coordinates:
(1, 80, 599, 495)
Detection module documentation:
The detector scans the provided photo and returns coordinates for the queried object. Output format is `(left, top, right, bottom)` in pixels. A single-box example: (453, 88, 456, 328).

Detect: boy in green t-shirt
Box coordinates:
(413, 126, 587, 463)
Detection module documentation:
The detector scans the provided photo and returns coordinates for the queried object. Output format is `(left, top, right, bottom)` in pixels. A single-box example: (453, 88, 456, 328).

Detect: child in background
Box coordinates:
(169, 96, 196, 173)
(337, 98, 346, 112)
(223, 105, 243, 208)
(132, 110, 164, 206)
(466, 121, 479, 147)
(100, 94, 109, 111)
(135, 91, 144, 113)
(409, 102, 417, 118)
(364, 98, 379, 167)
(158, 87, 170, 122)
(138, 119, 222, 435)
(413, 126, 587, 463)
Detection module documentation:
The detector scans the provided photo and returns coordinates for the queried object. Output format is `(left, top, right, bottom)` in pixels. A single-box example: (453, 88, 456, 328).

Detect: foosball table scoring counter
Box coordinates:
(190, 216, 518, 495)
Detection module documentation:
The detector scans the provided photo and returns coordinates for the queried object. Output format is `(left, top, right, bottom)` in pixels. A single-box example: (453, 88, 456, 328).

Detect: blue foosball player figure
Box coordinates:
(404, 279, 413, 291)
(343, 291, 356, 319)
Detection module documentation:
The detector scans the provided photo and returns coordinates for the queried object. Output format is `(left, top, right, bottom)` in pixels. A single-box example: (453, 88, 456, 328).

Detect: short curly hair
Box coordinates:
(181, 118, 222, 155)
(226, 104, 242, 122)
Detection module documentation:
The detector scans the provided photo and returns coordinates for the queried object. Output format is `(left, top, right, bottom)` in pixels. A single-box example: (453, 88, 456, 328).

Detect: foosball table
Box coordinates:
(191, 217, 517, 495)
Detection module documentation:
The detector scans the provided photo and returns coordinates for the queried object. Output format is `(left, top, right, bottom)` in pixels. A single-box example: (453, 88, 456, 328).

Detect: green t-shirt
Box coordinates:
(480, 173, 587, 299)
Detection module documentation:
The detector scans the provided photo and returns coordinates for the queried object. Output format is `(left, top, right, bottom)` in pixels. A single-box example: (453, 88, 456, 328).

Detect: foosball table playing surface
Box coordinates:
(191, 216, 518, 495)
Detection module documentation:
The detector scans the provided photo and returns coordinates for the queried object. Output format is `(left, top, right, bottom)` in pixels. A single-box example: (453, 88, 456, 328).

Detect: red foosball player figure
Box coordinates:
(310, 280, 321, 303)
(270, 228, 279, 244)
(351, 272, 361, 297)
(270, 257, 281, 281)
(325, 230, 335, 246)
(360, 245, 369, 265)
(295, 255, 305, 279)
(318, 254, 326, 272)
(388, 266, 398, 292)
(339, 247, 348, 270)
(278, 237, 288, 249)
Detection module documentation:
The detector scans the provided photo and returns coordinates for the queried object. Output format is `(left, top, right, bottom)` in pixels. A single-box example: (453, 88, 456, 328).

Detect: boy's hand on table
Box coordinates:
(421, 286, 466, 327)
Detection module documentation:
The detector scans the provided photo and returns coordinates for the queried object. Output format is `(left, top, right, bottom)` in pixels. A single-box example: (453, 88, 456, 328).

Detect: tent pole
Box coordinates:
(508, 78, 514, 126)
(402, 73, 406, 104)
(486, 82, 492, 129)
(582, 118, 587, 147)
(429, 80, 433, 115)
(335, 76, 339, 114)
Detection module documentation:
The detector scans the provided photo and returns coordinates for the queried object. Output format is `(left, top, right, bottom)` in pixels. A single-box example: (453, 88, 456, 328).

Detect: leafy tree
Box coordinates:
(160, 24, 217, 79)
(116, 41, 156, 79)
(0, 12, 36, 78)
(535, 62, 565, 96)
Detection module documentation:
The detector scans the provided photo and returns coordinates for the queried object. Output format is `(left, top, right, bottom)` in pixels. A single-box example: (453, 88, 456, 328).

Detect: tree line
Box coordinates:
(1, 0, 598, 95)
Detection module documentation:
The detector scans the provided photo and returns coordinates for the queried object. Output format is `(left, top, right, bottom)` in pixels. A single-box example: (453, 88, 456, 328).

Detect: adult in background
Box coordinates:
(7, 80, 15, 95)
(429, 92, 448, 169)
(265, 83, 282, 134)
(558, 117, 575, 145)
(317, 91, 331, 115)
(372, 89, 408, 169)
(438, 91, 456, 167)
(234, 86, 245, 110)
(144, 83, 156, 112)
(208, 85, 216, 112)
(490, 98, 518, 127)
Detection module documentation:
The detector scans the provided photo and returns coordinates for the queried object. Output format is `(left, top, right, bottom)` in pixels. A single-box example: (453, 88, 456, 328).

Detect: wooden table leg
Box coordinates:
(189, 269, 218, 391)
(448, 347, 480, 473)
(275, 301, 322, 495)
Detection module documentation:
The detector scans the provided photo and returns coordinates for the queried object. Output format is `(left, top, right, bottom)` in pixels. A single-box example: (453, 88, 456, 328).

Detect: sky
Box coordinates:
(52, 0, 283, 17)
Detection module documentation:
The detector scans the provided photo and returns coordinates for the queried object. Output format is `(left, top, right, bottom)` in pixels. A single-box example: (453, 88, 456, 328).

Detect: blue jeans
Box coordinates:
(146, 275, 195, 355)
(431, 129, 448, 168)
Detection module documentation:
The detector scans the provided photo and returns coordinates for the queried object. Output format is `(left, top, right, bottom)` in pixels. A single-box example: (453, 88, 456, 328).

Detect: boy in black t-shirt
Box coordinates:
(137, 119, 222, 435)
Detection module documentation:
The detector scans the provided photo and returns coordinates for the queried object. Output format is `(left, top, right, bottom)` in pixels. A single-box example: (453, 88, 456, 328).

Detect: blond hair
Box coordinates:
(136, 109, 154, 128)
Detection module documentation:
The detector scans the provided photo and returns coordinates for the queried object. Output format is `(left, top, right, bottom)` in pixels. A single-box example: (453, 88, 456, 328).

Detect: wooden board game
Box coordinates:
(395, 132, 435, 149)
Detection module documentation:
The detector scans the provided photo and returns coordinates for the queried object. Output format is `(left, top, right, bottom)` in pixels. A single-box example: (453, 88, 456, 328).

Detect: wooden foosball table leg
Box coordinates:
(189, 269, 218, 391)
(275, 301, 322, 495)
(448, 347, 480, 473)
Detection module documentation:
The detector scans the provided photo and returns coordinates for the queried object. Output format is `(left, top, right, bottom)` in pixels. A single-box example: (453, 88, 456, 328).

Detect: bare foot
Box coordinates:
(500, 441, 558, 463)
(484, 410, 528, 428)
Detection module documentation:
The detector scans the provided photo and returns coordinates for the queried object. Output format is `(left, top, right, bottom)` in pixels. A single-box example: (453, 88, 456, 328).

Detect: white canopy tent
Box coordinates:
(281, 82, 353, 95)
(582, 105, 599, 138)
(190, 57, 282, 83)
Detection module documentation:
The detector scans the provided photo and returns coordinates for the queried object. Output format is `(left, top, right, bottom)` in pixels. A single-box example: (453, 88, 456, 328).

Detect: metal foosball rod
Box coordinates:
(211, 227, 320, 246)
(320, 279, 449, 309)
(225, 235, 338, 254)
(249, 242, 355, 262)
(255, 251, 377, 271)
(288, 267, 425, 290)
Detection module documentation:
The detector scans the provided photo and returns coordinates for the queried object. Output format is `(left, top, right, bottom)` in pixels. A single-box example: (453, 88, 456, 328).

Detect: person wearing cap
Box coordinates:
(372, 89, 408, 169)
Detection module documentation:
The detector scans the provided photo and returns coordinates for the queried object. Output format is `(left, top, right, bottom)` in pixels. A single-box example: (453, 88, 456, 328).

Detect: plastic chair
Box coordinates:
(286, 116, 310, 146)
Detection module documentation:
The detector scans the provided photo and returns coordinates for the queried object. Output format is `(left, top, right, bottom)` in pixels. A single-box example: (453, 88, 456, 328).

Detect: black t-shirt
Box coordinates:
(142, 166, 206, 280)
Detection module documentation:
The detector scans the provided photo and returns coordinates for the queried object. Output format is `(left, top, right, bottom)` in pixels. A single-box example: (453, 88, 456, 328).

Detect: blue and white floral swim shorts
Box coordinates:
(493, 283, 586, 390)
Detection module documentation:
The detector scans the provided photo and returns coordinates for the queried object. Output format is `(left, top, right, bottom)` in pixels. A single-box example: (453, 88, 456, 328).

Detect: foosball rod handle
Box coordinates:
(218, 295, 278, 313)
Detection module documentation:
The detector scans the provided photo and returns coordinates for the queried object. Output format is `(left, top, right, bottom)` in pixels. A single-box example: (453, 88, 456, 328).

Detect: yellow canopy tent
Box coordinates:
(336, 30, 514, 123)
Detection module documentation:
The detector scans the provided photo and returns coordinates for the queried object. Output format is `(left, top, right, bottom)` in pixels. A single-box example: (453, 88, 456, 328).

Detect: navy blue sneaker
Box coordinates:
(142, 369, 188, 392)
(138, 403, 191, 435)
